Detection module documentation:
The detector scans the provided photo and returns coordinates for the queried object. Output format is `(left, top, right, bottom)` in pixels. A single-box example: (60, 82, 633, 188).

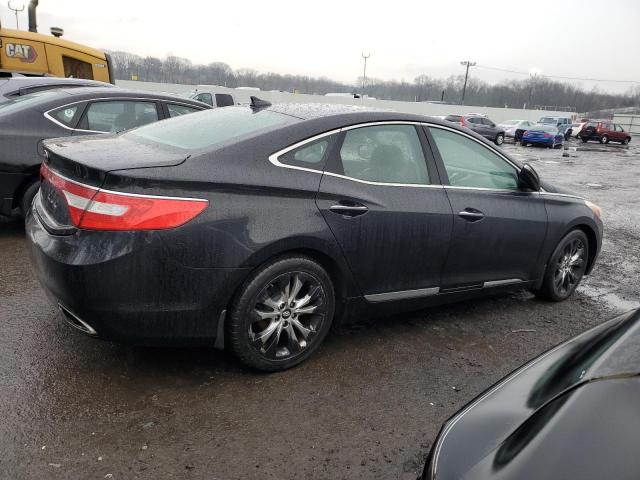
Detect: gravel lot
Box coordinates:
(1, 139, 638, 479)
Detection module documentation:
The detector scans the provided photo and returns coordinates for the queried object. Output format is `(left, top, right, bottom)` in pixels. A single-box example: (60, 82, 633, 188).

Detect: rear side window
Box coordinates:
(429, 127, 518, 190)
(82, 101, 159, 133)
(127, 106, 296, 150)
(215, 94, 234, 107)
(279, 136, 334, 170)
(49, 104, 80, 127)
(337, 125, 429, 185)
(167, 103, 200, 118)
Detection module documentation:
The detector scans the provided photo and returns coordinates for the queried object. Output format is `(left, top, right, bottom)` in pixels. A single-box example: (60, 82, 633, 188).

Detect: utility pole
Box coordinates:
(361, 53, 370, 93)
(8, 1, 25, 29)
(460, 60, 476, 105)
(528, 72, 538, 108)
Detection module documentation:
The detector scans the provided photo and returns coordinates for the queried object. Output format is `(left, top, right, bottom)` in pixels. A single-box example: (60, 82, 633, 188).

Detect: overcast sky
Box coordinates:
(2, 0, 639, 93)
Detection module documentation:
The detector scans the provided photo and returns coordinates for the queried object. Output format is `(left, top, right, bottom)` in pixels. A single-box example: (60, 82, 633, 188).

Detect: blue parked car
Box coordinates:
(521, 124, 565, 148)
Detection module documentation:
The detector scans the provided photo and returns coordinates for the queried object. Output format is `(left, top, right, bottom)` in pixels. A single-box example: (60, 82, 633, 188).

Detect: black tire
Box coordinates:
(227, 255, 335, 371)
(20, 180, 40, 218)
(535, 230, 589, 302)
(600, 135, 609, 144)
(622, 137, 630, 145)
(521, 141, 528, 147)
(581, 137, 588, 143)
(494, 134, 504, 146)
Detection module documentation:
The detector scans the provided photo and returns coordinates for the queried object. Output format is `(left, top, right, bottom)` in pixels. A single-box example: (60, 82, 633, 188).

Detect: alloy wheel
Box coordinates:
(553, 238, 586, 296)
(248, 272, 326, 360)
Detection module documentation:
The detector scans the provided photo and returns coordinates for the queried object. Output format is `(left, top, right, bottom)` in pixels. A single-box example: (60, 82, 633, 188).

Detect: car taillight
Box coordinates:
(40, 163, 208, 230)
(523, 131, 529, 136)
(459, 117, 466, 126)
(543, 133, 553, 138)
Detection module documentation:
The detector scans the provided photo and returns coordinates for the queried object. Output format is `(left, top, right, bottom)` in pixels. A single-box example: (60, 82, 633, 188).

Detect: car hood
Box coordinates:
(427, 308, 640, 480)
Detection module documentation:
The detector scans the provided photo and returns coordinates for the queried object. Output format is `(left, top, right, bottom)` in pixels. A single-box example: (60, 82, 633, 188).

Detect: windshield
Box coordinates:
(127, 106, 297, 150)
(0, 90, 61, 113)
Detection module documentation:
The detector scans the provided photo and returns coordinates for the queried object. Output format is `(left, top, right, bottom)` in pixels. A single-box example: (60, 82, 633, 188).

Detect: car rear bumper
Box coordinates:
(26, 203, 249, 346)
(522, 137, 554, 145)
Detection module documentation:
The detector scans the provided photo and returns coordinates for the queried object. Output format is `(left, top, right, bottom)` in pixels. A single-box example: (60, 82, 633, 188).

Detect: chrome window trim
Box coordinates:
(268, 120, 528, 189)
(44, 96, 204, 133)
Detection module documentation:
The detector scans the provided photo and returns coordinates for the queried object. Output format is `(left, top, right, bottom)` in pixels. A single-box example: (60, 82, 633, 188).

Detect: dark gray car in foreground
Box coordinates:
(0, 87, 209, 218)
(423, 307, 640, 480)
(27, 101, 603, 371)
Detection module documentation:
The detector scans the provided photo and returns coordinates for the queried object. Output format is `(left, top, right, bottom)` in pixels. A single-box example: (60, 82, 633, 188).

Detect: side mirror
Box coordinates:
(518, 163, 541, 191)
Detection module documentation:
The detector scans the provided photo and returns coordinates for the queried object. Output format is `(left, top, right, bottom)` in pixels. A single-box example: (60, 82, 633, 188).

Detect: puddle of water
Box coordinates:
(578, 284, 640, 312)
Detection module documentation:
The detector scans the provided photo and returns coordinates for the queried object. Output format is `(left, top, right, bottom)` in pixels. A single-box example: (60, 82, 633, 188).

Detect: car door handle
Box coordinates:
(458, 209, 485, 222)
(329, 202, 368, 217)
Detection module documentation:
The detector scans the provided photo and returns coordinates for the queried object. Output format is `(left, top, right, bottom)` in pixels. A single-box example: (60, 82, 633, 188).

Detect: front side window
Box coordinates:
(83, 101, 159, 133)
(167, 103, 200, 118)
(337, 125, 429, 185)
(429, 127, 519, 190)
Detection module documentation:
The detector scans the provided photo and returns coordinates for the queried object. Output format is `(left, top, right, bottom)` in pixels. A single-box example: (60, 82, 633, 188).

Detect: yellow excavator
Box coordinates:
(0, 0, 113, 83)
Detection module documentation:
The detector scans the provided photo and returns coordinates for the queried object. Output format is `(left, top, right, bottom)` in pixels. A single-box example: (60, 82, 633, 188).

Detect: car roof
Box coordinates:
(263, 102, 462, 128)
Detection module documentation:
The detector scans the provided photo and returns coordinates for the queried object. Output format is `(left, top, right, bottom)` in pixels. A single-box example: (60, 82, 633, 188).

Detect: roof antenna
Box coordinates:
(250, 96, 272, 110)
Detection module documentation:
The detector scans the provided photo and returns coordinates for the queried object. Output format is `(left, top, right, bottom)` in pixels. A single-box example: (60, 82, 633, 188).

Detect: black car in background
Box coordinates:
(422, 308, 640, 480)
(0, 76, 113, 102)
(445, 114, 505, 145)
(0, 87, 209, 218)
(27, 102, 602, 371)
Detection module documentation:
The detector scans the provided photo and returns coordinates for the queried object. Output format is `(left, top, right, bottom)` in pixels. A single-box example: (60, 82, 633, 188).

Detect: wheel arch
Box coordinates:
(217, 241, 360, 349)
(572, 224, 599, 275)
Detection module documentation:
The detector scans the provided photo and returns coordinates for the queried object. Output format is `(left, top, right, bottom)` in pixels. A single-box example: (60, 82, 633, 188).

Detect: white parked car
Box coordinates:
(498, 120, 536, 141)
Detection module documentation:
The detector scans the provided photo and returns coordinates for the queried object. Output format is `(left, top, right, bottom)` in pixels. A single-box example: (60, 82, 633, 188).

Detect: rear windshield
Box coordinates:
(127, 106, 297, 150)
(501, 120, 520, 125)
(0, 90, 60, 113)
(538, 117, 556, 123)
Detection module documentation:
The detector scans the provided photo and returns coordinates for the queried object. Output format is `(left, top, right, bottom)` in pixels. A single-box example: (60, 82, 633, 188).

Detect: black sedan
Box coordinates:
(422, 308, 640, 480)
(27, 101, 603, 371)
(0, 87, 210, 218)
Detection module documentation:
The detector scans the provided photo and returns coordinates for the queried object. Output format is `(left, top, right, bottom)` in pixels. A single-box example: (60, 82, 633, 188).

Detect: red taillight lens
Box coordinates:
(40, 163, 208, 230)
(459, 117, 466, 126)
(523, 131, 529, 136)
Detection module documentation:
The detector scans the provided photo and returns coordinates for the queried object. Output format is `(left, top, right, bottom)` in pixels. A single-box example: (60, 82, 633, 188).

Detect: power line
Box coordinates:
(475, 64, 640, 84)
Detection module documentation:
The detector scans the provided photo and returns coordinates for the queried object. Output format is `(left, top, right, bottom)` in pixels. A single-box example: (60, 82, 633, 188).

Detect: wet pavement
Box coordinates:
(1, 139, 638, 479)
